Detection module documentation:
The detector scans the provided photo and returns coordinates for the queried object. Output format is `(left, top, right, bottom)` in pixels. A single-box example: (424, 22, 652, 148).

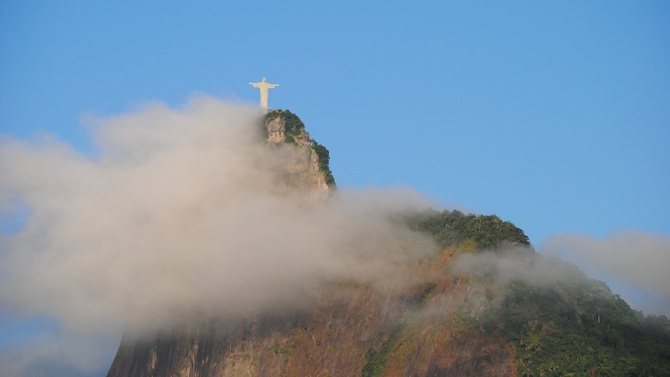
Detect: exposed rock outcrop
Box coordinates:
(264, 110, 332, 192)
(265, 115, 286, 145)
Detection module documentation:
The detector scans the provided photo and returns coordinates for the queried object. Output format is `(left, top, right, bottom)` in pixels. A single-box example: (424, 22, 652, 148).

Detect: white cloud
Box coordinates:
(0, 96, 437, 376)
(539, 231, 670, 315)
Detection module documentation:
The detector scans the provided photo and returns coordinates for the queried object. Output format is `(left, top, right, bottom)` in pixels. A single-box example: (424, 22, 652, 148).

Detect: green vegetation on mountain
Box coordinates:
(311, 140, 335, 188)
(410, 210, 670, 376)
(281, 110, 305, 137)
(409, 209, 530, 250)
(480, 280, 670, 376)
(361, 324, 405, 377)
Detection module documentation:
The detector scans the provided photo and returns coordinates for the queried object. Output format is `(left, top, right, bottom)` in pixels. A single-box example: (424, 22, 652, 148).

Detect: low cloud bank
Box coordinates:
(450, 234, 670, 317)
(539, 232, 670, 316)
(452, 246, 588, 287)
(0, 96, 437, 376)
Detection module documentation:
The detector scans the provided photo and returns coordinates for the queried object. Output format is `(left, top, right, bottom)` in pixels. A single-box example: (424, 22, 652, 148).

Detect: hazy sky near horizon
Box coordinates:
(1, 1, 669, 376)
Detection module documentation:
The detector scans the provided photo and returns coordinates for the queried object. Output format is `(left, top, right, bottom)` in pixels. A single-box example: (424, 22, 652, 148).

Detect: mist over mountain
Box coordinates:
(1, 99, 668, 376)
(539, 231, 670, 316)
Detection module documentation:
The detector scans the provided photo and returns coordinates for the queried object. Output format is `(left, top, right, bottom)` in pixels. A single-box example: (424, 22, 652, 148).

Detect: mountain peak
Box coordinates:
(105, 111, 670, 377)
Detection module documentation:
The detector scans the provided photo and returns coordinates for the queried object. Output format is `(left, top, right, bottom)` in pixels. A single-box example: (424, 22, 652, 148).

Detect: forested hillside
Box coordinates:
(410, 210, 670, 376)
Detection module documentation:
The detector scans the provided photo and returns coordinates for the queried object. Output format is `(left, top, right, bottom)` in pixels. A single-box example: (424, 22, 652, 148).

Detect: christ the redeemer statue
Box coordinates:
(249, 77, 279, 109)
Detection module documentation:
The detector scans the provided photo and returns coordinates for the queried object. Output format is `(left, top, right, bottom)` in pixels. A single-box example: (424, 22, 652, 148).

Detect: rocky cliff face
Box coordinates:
(265, 115, 287, 145)
(106, 246, 517, 377)
(263, 110, 332, 192)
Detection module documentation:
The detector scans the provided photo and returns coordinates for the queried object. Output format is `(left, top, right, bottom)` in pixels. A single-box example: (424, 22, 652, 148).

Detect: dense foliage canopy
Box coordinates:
(410, 210, 670, 376)
(409, 209, 530, 250)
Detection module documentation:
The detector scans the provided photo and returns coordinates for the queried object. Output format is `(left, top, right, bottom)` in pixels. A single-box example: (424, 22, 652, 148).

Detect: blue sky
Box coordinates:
(2, 1, 667, 242)
(1, 1, 669, 376)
